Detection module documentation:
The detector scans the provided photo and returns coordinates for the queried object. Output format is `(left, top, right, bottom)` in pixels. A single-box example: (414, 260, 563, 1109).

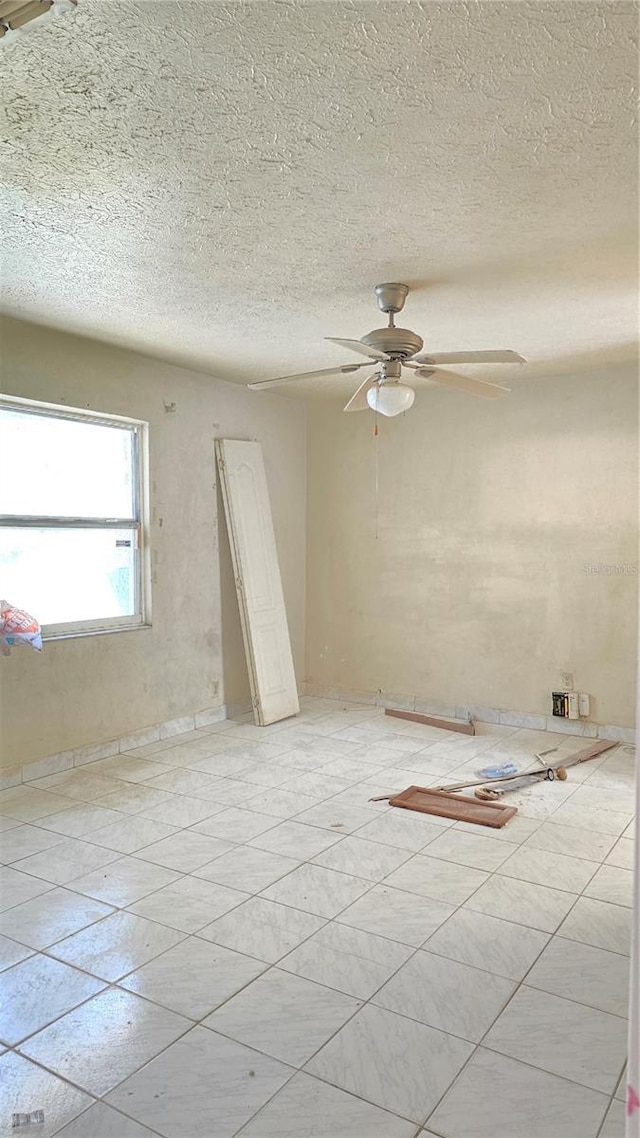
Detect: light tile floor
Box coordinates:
(0, 698, 634, 1138)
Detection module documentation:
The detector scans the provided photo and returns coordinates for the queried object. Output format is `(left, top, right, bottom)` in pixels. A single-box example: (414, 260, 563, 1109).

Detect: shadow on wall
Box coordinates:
(216, 478, 251, 713)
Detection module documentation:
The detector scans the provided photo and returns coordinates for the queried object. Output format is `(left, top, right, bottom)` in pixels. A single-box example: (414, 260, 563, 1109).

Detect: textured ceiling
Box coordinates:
(1, 0, 638, 396)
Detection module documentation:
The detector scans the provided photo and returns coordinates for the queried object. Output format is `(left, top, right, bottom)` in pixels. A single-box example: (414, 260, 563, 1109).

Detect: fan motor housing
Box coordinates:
(362, 326, 424, 359)
(374, 282, 409, 314)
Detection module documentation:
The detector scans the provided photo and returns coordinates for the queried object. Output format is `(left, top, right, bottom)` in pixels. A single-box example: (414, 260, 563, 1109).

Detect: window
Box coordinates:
(0, 396, 149, 638)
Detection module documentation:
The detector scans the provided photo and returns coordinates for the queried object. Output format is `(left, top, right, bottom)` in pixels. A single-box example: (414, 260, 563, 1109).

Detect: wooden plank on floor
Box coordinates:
(561, 739, 618, 769)
(389, 786, 516, 828)
(385, 707, 475, 735)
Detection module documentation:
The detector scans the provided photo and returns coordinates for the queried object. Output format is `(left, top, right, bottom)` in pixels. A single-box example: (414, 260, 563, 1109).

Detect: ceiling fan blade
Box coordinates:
(248, 363, 368, 391)
(415, 368, 510, 399)
(325, 337, 390, 361)
(343, 374, 378, 413)
(411, 350, 526, 365)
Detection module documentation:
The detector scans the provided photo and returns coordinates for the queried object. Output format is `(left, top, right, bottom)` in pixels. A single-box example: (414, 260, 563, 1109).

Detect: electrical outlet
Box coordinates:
(561, 672, 574, 690)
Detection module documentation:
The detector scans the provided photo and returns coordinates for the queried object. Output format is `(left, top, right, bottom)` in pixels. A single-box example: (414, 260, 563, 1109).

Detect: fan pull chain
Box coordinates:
(374, 411, 380, 540)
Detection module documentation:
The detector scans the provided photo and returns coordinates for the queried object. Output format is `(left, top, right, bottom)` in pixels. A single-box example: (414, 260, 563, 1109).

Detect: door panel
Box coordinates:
(216, 439, 299, 725)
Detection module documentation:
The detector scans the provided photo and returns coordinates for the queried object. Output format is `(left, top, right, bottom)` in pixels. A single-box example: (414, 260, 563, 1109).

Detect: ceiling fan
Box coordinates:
(248, 283, 526, 416)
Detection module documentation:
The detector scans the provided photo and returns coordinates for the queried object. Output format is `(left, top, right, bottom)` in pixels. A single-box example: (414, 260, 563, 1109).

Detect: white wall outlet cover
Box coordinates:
(561, 673, 574, 690)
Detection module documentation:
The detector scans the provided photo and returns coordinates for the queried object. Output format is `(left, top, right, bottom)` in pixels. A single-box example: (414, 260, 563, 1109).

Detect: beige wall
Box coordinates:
(0, 316, 306, 769)
(306, 366, 638, 727)
(2, 315, 636, 773)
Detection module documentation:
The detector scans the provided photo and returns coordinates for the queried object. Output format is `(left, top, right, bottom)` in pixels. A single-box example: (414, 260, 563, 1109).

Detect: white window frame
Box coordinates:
(0, 394, 151, 640)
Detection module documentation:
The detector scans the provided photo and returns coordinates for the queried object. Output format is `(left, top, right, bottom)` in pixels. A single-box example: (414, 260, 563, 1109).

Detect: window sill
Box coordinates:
(42, 622, 152, 643)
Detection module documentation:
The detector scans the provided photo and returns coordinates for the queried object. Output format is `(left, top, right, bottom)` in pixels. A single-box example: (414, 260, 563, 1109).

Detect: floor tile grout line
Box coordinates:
(109, 949, 272, 1024)
(523, 972, 631, 1020)
(540, 879, 633, 956)
(229, 1064, 312, 1137)
(0, 877, 121, 926)
(47, 1096, 167, 1138)
(4, 821, 531, 1127)
(268, 840, 502, 989)
(42, 872, 190, 918)
(9, 742, 606, 920)
(306, 840, 417, 883)
(594, 1059, 629, 1138)
(3, 904, 165, 972)
(3, 1017, 437, 1138)
(4, 827, 183, 878)
(12, 1004, 327, 1136)
(275, 932, 411, 992)
(7, 850, 346, 982)
(9, 715, 634, 1136)
(6, 1005, 202, 1122)
(475, 1042, 624, 1098)
(193, 832, 535, 1116)
(203, 964, 367, 1054)
(232, 1067, 427, 1138)
(478, 909, 623, 1038)
(7, 850, 630, 1039)
(229, 802, 629, 1125)
(305, 1039, 477, 1134)
(367, 942, 628, 1046)
(295, 1060, 433, 1129)
(204, 1007, 425, 1133)
(493, 855, 608, 898)
(5, 862, 522, 1004)
(40, 921, 192, 986)
(422, 933, 626, 1132)
(302, 846, 624, 1133)
(6, 980, 112, 1051)
(505, 883, 632, 1006)
(10, 808, 627, 938)
(418, 875, 631, 1128)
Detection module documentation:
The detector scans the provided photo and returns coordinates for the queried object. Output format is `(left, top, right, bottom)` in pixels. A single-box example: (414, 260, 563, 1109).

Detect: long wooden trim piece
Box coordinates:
(385, 707, 475, 736)
(559, 738, 617, 769)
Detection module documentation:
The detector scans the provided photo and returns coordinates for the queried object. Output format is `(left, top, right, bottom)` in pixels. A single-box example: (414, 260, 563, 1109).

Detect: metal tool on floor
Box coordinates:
(475, 747, 561, 800)
(475, 768, 566, 801)
(446, 739, 616, 800)
(533, 745, 559, 768)
(472, 746, 558, 784)
(433, 765, 566, 798)
(368, 764, 560, 802)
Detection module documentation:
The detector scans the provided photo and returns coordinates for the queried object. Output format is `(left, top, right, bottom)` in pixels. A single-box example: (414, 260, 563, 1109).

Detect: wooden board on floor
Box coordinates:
(388, 786, 517, 828)
(559, 738, 618, 769)
(385, 707, 475, 736)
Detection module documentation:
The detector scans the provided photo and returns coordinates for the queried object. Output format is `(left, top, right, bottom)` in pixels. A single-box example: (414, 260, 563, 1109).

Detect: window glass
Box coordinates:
(0, 526, 137, 625)
(0, 399, 146, 634)
(0, 408, 135, 518)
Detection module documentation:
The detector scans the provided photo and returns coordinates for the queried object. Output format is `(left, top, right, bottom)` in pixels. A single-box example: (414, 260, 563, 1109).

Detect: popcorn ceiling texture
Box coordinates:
(1, 1, 638, 391)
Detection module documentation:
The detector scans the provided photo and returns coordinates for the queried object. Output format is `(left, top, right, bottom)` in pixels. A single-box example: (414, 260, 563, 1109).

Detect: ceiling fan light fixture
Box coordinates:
(247, 284, 525, 406)
(367, 382, 415, 417)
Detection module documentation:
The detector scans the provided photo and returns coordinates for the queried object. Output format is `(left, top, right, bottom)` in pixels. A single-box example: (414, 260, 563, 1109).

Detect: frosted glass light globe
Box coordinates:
(367, 382, 415, 417)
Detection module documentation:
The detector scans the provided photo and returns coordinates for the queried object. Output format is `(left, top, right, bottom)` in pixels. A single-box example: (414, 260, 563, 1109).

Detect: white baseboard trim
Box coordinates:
(6, 684, 634, 793)
(304, 682, 637, 746)
(3, 703, 230, 791)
